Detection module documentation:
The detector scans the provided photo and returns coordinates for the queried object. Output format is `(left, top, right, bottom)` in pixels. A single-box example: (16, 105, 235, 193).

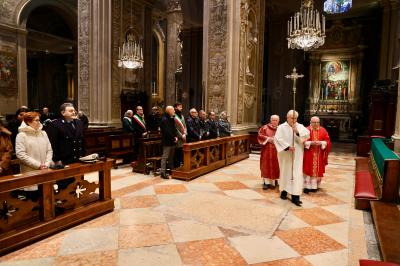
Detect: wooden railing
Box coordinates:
(172, 134, 250, 181)
(0, 159, 114, 255)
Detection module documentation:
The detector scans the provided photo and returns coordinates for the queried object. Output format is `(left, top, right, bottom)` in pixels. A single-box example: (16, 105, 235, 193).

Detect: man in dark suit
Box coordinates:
(46, 103, 85, 165)
(206, 111, 219, 139)
(160, 106, 178, 179)
(186, 108, 202, 143)
(131, 106, 148, 160)
(45, 103, 85, 191)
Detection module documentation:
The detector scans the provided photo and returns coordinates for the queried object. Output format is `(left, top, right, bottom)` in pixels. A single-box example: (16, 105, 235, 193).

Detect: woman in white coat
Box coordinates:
(15, 112, 53, 199)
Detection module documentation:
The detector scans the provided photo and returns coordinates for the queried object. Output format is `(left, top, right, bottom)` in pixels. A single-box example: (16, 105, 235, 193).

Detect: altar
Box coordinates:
(305, 21, 365, 141)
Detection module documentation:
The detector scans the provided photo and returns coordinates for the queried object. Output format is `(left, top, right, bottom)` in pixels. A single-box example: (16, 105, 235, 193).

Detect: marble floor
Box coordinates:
(0, 143, 370, 266)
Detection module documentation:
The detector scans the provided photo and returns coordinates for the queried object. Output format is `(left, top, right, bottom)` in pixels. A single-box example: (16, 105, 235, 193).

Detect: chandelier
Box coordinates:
(287, 0, 326, 51)
(118, 0, 143, 69)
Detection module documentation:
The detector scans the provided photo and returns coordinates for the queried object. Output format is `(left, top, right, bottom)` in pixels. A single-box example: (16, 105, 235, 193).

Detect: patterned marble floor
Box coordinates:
(0, 143, 369, 266)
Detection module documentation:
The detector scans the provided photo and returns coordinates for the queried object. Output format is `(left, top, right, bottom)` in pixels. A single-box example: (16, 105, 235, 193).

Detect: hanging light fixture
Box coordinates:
(118, 0, 143, 69)
(287, 0, 326, 51)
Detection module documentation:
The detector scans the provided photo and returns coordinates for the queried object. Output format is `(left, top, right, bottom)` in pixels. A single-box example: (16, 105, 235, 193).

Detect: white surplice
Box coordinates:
(274, 122, 310, 195)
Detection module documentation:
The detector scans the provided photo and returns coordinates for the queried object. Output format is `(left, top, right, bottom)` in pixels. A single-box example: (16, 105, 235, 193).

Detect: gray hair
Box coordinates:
(125, 110, 133, 117)
(286, 110, 299, 118)
(60, 103, 74, 112)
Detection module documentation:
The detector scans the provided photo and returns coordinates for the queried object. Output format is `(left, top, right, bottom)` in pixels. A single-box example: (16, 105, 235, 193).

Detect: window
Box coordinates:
(324, 0, 352, 14)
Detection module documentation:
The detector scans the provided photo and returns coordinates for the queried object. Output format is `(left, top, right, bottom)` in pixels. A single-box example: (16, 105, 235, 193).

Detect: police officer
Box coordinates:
(45, 103, 85, 190)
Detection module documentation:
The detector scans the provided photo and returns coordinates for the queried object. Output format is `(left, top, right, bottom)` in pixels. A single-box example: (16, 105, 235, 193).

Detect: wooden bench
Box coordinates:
(84, 128, 123, 156)
(131, 135, 162, 174)
(360, 259, 400, 266)
(0, 159, 114, 255)
(143, 140, 162, 175)
(370, 201, 400, 264)
(171, 134, 250, 181)
(354, 138, 400, 210)
(106, 133, 134, 168)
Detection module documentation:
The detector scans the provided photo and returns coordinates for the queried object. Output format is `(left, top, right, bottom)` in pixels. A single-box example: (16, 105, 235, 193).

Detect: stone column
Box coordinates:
(379, 0, 398, 80)
(393, 67, 400, 152)
(78, 0, 113, 126)
(17, 29, 28, 108)
(165, 1, 182, 105)
(203, 0, 264, 133)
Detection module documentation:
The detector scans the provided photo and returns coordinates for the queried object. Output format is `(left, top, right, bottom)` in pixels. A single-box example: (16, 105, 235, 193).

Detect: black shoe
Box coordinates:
(160, 173, 169, 179)
(310, 189, 318, 193)
(303, 188, 310, 194)
(262, 183, 270, 190)
(291, 195, 302, 206)
(280, 191, 287, 200)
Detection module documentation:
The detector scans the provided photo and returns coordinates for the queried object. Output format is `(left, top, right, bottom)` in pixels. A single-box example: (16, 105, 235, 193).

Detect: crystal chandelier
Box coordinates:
(287, 0, 326, 51)
(118, 0, 143, 69)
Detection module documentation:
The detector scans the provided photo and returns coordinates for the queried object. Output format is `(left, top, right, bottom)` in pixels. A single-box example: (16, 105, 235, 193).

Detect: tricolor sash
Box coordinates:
(174, 115, 185, 133)
(133, 114, 146, 130)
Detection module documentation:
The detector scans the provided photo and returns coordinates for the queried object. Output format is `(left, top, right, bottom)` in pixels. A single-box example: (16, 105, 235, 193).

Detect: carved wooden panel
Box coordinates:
(190, 149, 205, 169)
(55, 178, 99, 214)
(226, 141, 235, 158)
(0, 191, 40, 233)
(209, 145, 221, 163)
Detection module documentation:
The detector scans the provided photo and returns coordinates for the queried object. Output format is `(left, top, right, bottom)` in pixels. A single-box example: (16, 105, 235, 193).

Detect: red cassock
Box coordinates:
(257, 124, 279, 179)
(303, 126, 331, 180)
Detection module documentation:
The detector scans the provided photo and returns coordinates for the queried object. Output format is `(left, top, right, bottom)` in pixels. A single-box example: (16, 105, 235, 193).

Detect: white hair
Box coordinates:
(125, 110, 133, 116)
(286, 110, 299, 118)
(270, 114, 279, 120)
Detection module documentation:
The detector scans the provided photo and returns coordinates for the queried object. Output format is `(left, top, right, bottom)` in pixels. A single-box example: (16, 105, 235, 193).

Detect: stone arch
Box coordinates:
(14, 0, 77, 108)
(152, 26, 166, 101)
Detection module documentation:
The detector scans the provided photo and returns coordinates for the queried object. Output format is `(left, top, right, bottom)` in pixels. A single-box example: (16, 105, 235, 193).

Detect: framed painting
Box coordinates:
(0, 52, 17, 97)
(320, 60, 350, 101)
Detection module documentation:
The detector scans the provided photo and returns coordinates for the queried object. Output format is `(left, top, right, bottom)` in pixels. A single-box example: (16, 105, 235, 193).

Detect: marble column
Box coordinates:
(203, 0, 264, 133)
(78, 0, 113, 126)
(392, 66, 400, 152)
(16, 29, 28, 108)
(165, 1, 182, 105)
(379, 0, 398, 80)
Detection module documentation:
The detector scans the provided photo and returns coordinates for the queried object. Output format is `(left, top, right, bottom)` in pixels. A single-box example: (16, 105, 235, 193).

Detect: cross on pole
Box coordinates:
(285, 67, 304, 181)
(285, 67, 304, 114)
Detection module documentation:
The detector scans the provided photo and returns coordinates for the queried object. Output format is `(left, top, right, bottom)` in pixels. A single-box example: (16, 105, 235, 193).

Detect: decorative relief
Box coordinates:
(237, 0, 261, 124)
(0, 0, 14, 24)
(78, 0, 90, 115)
(207, 0, 228, 114)
(111, 0, 122, 120)
(167, 0, 181, 12)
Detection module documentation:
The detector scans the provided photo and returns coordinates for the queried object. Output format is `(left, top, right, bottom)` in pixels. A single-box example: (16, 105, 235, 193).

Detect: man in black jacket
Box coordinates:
(45, 103, 85, 190)
(160, 106, 178, 179)
(199, 110, 210, 140)
(186, 108, 202, 142)
(206, 111, 219, 139)
(46, 103, 85, 164)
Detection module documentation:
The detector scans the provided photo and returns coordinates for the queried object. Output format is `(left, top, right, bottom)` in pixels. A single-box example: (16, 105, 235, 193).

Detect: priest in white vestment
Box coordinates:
(274, 110, 310, 206)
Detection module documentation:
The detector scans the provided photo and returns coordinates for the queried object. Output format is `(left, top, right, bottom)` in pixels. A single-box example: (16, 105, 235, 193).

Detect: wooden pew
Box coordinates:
(83, 128, 123, 156)
(131, 135, 162, 174)
(107, 133, 134, 168)
(354, 138, 400, 264)
(370, 201, 400, 264)
(172, 134, 250, 181)
(0, 159, 114, 255)
(354, 138, 400, 210)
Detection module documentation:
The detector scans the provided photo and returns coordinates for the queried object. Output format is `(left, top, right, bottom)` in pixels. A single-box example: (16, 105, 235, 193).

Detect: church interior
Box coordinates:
(0, 0, 399, 265)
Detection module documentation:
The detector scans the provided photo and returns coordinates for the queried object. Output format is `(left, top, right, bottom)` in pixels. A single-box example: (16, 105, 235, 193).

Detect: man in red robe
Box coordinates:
(303, 116, 331, 193)
(258, 115, 280, 190)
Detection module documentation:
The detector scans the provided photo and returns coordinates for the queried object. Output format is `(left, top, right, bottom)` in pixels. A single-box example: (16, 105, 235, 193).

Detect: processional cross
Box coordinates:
(285, 67, 304, 180)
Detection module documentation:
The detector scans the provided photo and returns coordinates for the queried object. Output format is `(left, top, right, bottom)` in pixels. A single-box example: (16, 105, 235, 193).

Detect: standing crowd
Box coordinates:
(258, 110, 331, 206)
(122, 102, 233, 179)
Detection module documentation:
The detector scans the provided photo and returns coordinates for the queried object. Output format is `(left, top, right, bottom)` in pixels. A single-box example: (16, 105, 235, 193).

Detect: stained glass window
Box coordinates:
(324, 0, 352, 14)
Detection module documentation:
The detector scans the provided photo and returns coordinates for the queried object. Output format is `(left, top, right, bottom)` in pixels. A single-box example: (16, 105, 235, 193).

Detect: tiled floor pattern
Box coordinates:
(0, 143, 369, 265)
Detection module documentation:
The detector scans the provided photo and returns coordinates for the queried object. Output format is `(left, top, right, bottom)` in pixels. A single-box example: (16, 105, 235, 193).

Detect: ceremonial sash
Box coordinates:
(133, 114, 146, 130)
(174, 115, 185, 133)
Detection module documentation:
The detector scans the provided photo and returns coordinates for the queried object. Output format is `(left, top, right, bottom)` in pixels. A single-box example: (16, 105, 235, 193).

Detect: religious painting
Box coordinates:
(320, 60, 350, 101)
(324, 0, 352, 14)
(0, 52, 17, 97)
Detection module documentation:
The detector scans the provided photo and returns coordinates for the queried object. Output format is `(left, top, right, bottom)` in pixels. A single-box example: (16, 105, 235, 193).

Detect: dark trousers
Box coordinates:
(174, 147, 183, 167)
(161, 145, 176, 175)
